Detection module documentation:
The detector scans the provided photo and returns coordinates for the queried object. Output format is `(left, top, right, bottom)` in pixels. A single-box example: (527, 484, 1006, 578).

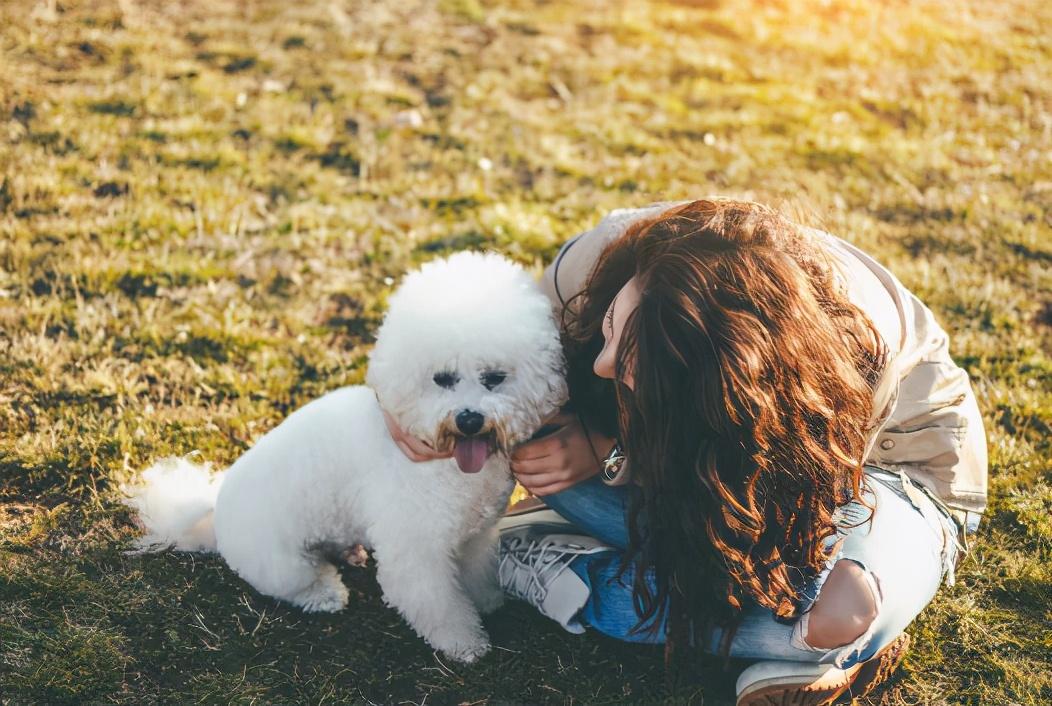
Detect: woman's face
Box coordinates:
(593, 276, 641, 389)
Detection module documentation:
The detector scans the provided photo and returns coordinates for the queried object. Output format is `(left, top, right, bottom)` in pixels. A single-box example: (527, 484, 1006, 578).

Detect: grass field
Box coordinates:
(1, 0, 1050, 703)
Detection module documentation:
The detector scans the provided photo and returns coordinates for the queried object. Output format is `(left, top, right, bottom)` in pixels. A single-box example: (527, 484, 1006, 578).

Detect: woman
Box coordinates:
(386, 199, 987, 705)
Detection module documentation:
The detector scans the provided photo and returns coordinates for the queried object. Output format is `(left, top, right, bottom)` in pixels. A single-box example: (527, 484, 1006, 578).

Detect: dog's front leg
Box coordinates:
(456, 525, 505, 615)
(373, 541, 490, 663)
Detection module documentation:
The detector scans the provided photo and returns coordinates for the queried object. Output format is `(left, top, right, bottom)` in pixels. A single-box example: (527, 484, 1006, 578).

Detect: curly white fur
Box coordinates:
(121, 252, 567, 662)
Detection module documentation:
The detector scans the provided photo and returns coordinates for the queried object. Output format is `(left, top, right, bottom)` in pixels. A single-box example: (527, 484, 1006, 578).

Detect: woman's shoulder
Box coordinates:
(541, 201, 689, 309)
(803, 228, 907, 355)
(592, 201, 691, 234)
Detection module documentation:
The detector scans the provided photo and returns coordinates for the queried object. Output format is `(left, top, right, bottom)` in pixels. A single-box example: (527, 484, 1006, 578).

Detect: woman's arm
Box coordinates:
(540, 202, 687, 312)
(510, 412, 615, 496)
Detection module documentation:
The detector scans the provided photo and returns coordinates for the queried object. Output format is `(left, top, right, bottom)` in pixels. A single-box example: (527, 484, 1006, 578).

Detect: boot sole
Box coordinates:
(841, 633, 910, 702)
(736, 633, 910, 706)
(736, 669, 852, 706)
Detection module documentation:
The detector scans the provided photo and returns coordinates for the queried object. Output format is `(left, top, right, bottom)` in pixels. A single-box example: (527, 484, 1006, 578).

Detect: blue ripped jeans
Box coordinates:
(542, 467, 961, 668)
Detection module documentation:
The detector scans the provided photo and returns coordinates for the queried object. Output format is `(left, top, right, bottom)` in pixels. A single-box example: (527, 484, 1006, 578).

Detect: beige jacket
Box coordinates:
(541, 203, 988, 518)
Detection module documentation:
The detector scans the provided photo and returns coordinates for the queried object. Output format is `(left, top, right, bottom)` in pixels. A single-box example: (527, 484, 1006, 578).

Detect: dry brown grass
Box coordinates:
(1, 0, 1049, 703)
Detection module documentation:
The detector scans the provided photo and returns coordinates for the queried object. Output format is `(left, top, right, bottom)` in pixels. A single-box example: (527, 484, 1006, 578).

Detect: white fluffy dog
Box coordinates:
(121, 252, 566, 662)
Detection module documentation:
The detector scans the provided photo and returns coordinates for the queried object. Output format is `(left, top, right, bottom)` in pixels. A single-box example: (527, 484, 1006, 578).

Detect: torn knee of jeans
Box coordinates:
(796, 558, 881, 652)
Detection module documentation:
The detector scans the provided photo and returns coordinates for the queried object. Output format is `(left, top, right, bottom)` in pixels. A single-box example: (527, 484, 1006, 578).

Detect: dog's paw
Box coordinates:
(441, 636, 491, 664)
(429, 625, 491, 664)
(293, 578, 350, 613)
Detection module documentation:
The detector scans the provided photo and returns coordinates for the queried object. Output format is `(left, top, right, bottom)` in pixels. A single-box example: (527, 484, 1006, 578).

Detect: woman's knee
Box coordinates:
(803, 559, 880, 650)
(540, 477, 632, 549)
(577, 552, 666, 644)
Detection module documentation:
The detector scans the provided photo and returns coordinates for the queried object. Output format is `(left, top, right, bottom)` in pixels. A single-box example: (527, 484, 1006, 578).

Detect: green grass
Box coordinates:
(1, 0, 1049, 703)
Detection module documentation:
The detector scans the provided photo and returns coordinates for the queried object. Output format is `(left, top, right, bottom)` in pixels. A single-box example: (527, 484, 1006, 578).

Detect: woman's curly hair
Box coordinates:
(561, 199, 887, 645)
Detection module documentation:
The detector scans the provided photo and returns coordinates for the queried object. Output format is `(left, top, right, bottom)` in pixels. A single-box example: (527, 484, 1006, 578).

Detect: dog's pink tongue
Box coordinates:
(453, 437, 490, 474)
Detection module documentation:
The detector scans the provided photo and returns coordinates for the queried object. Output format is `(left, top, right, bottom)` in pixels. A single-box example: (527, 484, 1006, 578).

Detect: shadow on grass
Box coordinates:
(1, 526, 737, 704)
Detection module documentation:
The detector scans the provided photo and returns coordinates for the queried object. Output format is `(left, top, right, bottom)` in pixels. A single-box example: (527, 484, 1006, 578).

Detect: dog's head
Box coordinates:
(367, 252, 567, 473)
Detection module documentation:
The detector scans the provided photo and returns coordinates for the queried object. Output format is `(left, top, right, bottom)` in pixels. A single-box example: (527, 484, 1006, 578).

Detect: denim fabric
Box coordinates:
(540, 469, 957, 668)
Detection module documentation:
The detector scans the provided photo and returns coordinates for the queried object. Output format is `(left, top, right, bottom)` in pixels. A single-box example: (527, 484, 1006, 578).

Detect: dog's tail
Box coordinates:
(120, 456, 225, 554)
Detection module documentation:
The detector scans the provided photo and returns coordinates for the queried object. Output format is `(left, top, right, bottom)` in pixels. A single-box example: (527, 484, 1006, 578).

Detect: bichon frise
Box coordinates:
(121, 252, 567, 662)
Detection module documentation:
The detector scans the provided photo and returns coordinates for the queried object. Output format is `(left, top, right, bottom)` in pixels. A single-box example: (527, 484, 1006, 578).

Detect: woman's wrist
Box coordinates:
(599, 440, 627, 483)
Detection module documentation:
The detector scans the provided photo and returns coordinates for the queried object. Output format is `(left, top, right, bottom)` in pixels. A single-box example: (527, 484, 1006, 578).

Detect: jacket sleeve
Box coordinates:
(541, 202, 687, 310)
(828, 232, 989, 516)
(541, 202, 687, 486)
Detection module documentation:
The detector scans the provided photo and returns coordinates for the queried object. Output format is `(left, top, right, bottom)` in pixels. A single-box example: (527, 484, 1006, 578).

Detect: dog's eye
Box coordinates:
(433, 372, 459, 389)
(480, 371, 506, 391)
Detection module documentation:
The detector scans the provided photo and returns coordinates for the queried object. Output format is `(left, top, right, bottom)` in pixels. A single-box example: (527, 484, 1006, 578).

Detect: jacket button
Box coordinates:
(880, 439, 895, 450)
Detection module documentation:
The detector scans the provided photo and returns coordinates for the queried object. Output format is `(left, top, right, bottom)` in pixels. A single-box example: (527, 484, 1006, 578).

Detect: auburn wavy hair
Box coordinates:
(561, 199, 887, 646)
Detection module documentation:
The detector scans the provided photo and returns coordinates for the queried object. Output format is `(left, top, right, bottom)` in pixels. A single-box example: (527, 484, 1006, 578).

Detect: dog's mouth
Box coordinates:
(452, 433, 497, 474)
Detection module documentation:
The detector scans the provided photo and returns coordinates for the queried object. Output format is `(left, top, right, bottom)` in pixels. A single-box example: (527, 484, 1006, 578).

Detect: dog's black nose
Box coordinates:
(455, 410, 485, 435)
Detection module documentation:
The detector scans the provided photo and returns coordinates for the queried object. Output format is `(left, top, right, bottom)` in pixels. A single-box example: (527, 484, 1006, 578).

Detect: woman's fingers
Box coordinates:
(383, 408, 452, 461)
(518, 472, 565, 487)
(396, 439, 429, 462)
(404, 435, 450, 459)
(528, 480, 576, 497)
(511, 462, 551, 479)
(397, 442, 420, 462)
(511, 451, 568, 475)
(511, 436, 560, 462)
(513, 463, 571, 489)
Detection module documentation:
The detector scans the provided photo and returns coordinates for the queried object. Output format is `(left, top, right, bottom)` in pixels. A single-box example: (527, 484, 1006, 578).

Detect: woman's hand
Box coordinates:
(382, 408, 453, 462)
(511, 412, 615, 496)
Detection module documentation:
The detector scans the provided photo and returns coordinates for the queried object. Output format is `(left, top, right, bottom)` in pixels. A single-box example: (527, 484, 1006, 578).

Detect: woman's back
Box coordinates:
(543, 201, 987, 520)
